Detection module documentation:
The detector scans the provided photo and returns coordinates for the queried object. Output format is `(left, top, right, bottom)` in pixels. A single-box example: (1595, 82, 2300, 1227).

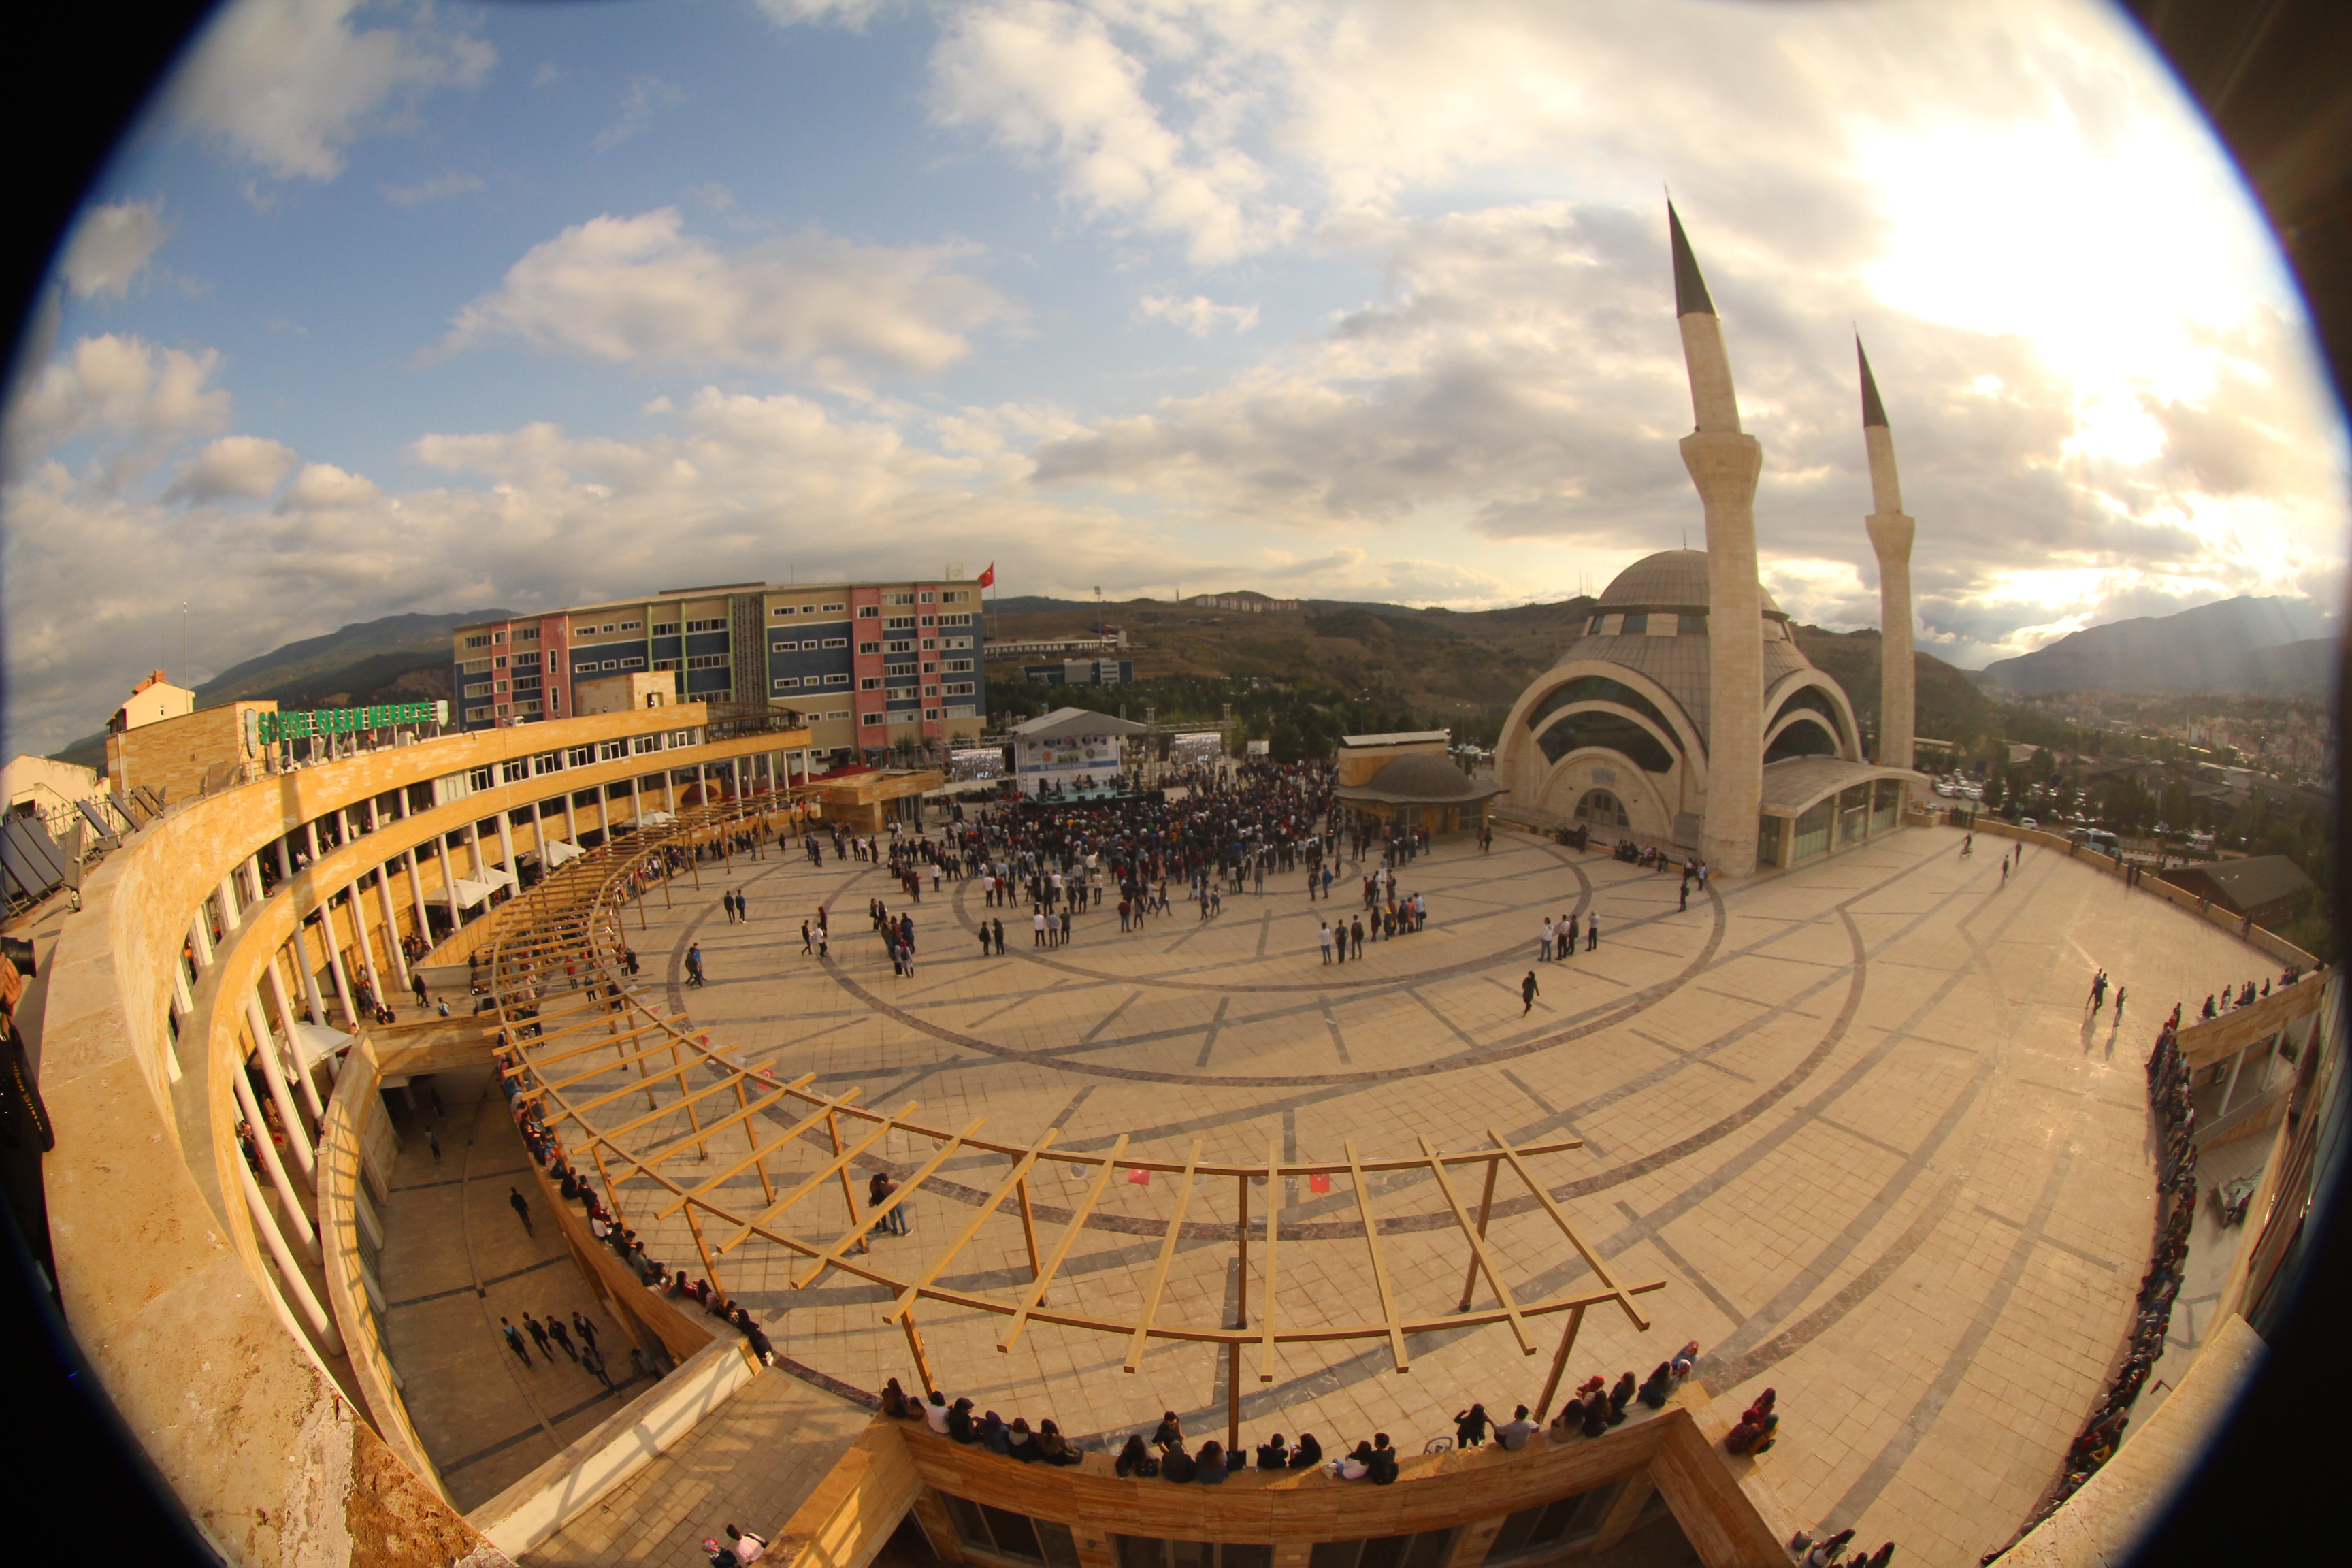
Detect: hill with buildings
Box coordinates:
(46, 609, 502, 771)
(1978, 595, 2330, 695)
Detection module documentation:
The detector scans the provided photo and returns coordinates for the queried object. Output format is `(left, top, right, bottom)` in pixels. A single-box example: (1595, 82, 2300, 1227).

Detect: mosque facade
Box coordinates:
(1494, 206, 1925, 875)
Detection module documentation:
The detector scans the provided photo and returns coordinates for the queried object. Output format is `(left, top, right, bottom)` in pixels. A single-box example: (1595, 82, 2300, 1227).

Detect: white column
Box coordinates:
(563, 788, 578, 841)
(346, 879, 381, 1000)
(664, 770, 676, 813)
(465, 821, 486, 879)
(265, 955, 302, 1057)
(377, 867, 409, 990)
(436, 835, 461, 927)
(242, 994, 316, 1184)
(245, 854, 265, 906)
(405, 847, 431, 943)
(2218, 1045, 2250, 1117)
(630, 776, 642, 826)
(495, 807, 516, 874)
(275, 836, 294, 879)
(293, 924, 328, 1024)
(304, 821, 321, 862)
(234, 1154, 340, 1351)
(218, 872, 243, 932)
(170, 960, 195, 1018)
(189, 911, 216, 971)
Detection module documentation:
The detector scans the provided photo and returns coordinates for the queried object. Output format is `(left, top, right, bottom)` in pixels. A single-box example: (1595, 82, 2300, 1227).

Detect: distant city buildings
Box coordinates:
(1022, 658, 1134, 687)
(450, 576, 985, 764)
(1181, 591, 1300, 612)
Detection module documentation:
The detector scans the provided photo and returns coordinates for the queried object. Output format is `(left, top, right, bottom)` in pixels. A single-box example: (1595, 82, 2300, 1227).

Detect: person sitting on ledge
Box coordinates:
(1454, 1403, 1491, 1448)
(1115, 1435, 1159, 1477)
(1367, 1434, 1399, 1485)
(1493, 1405, 1538, 1450)
(1006, 1418, 1041, 1463)
(1195, 1441, 1230, 1484)
(924, 1391, 952, 1434)
(1333, 1441, 1374, 1480)
(1151, 1411, 1186, 1454)
(880, 1379, 913, 1419)
(1579, 1397, 1610, 1439)
(1288, 1433, 1323, 1470)
(947, 1398, 979, 1443)
(1671, 1341, 1699, 1384)
(1160, 1441, 1198, 1483)
(979, 1411, 1011, 1455)
(1256, 1433, 1290, 1470)
(1034, 1420, 1082, 1466)
(1607, 1371, 1637, 1423)
(1637, 1363, 1675, 1409)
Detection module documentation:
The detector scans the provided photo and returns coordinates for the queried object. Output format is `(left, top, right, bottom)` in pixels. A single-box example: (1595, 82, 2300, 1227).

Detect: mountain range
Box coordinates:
(1976, 595, 2333, 695)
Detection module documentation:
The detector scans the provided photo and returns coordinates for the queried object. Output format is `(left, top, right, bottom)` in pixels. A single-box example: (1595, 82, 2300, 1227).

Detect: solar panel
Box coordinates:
(0, 817, 69, 905)
(76, 798, 120, 840)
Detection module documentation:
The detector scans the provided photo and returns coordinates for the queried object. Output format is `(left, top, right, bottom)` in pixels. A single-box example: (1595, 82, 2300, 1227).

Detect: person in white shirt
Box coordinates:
(725, 1526, 768, 1564)
(924, 1390, 953, 1434)
(1493, 1405, 1539, 1450)
(1540, 919, 1554, 960)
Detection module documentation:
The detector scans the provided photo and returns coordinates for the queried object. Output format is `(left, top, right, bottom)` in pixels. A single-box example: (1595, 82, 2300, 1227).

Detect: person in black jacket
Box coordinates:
(1034, 1420, 1083, 1466)
(1150, 1411, 1184, 1453)
(947, 1398, 979, 1443)
(1288, 1433, 1322, 1469)
(1256, 1433, 1290, 1470)
(1115, 1434, 1158, 1477)
(1159, 1443, 1197, 1483)
(1366, 1434, 1398, 1484)
(1454, 1404, 1490, 1448)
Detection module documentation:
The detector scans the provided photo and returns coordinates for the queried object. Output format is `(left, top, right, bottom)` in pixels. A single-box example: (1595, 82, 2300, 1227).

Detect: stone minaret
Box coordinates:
(1858, 338, 1915, 774)
(1671, 204, 1765, 876)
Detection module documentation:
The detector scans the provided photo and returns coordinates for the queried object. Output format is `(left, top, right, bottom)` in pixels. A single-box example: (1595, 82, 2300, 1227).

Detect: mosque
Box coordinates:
(1494, 206, 1926, 876)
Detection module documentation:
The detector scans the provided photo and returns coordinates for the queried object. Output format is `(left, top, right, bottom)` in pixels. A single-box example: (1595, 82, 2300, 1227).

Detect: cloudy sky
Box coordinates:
(5, 0, 2345, 755)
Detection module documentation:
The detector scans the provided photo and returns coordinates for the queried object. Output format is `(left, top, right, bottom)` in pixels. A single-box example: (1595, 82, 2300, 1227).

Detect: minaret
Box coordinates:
(1858, 338, 1916, 776)
(1671, 204, 1765, 876)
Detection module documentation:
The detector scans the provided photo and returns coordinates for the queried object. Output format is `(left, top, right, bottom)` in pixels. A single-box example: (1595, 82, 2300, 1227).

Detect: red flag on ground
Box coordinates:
(1308, 1172, 1332, 1195)
(978, 564, 996, 588)
(1125, 1166, 1152, 1186)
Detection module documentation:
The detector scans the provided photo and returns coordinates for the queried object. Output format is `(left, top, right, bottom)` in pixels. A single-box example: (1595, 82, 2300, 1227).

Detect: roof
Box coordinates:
(1756, 756, 1924, 817)
(1667, 203, 1715, 317)
(1553, 626, 1812, 745)
(1012, 706, 1149, 740)
(2162, 854, 2316, 912)
(1857, 336, 1889, 429)
(1335, 752, 1507, 806)
(1595, 550, 1786, 617)
(1339, 730, 1451, 748)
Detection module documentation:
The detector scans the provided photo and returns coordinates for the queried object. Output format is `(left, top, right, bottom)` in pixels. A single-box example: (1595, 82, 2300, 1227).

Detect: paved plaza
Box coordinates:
(553, 821, 2273, 1568)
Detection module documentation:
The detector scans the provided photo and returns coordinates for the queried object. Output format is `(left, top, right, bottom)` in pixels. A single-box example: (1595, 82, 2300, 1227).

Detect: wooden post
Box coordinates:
(1015, 1171, 1043, 1282)
(683, 1202, 727, 1303)
(1235, 1173, 1250, 1329)
(590, 1141, 628, 1230)
(1457, 1154, 1501, 1311)
(670, 1039, 709, 1158)
(1227, 1341, 1242, 1456)
(1535, 1305, 1585, 1422)
(901, 1308, 937, 1395)
(735, 1078, 776, 1205)
(826, 1109, 869, 1253)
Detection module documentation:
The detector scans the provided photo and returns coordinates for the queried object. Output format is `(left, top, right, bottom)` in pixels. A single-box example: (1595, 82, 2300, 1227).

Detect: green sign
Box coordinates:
(251, 700, 448, 745)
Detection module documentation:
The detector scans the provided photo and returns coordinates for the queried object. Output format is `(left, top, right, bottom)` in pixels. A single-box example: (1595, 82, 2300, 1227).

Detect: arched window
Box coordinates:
(1769, 685, 1848, 751)
(1575, 789, 1629, 828)
(1764, 717, 1839, 762)
(1537, 712, 1675, 772)
(1524, 677, 1678, 745)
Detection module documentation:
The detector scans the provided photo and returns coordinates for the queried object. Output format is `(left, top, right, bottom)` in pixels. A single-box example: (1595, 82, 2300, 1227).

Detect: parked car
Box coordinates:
(2019, 817, 2038, 829)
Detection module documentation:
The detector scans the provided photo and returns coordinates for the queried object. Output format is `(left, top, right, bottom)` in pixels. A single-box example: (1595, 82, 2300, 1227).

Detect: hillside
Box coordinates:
(1979, 595, 2329, 695)
(1791, 626, 1996, 749)
(48, 609, 503, 771)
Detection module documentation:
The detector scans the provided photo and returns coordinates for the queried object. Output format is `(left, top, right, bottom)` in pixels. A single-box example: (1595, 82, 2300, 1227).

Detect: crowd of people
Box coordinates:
(2197, 964, 2303, 1019)
(880, 1382, 1086, 1465)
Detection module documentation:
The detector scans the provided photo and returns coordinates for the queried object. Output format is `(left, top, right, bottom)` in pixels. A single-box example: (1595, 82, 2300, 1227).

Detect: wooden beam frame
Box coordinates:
(1123, 1140, 1201, 1373)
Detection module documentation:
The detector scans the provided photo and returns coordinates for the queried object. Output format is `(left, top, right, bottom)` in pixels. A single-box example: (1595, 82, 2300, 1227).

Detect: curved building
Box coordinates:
(1494, 208, 1919, 872)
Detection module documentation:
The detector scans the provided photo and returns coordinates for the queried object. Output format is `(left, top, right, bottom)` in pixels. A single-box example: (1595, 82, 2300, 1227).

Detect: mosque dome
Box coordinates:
(1596, 549, 1785, 619)
(1365, 751, 1482, 801)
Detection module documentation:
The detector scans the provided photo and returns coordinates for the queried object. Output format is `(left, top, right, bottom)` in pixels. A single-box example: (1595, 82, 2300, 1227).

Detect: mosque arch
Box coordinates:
(1574, 789, 1630, 829)
(1530, 744, 1677, 840)
(1763, 670, 1863, 761)
(1524, 676, 1679, 742)
(1535, 709, 1677, 772)
(1763, 717, 1840, 762)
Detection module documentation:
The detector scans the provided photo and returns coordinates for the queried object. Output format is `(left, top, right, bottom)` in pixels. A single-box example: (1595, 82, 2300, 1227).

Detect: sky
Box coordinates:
(4, 0, 2347, 756)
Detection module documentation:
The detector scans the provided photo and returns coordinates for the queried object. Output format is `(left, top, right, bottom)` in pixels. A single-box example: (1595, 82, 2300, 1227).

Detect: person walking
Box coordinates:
(545, 1313, 578, 1361)
(508, 1186, 534, 1235)
(499, 1318, 532, 1367)
(1521, 970, 1540, 1016)
(802, 919, 813, 956)
(522, 1313, 555, 1363)
(2113, 985, 2127, 1022)
(686, 942, 707, 987)
(581, 1340, 617, 1394)
(425, 1126, 440, 1162)
(1678, 880, 1689, 913)
(572, 1311, 599, 1356)
(1350, 915, 1365, 959)
(992, 917, 1006, 955)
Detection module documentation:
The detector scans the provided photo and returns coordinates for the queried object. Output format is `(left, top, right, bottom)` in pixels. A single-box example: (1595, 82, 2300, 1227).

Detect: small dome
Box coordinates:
(1596, 549, 1783, 618)
(1367, 751, 1478, 800)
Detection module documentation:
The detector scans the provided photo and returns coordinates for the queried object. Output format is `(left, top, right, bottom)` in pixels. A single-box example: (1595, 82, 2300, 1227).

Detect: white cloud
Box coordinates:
(167, 0, 494, 180)
(593, 76, 685, 151)
(433, 208, 1014, 380)
(59, 200, 171, 299)
(162, 435, 297, 504)
(276, 461, 385, 511)
(1137, 294, 1258, 336)
(380, 170, 484, 206)
(927, 1, 1295, 264)
(3, 333, 231, 468)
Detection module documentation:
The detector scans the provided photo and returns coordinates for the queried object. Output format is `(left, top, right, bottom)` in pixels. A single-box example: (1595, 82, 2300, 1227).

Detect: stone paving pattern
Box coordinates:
(515, 823, 2278, 1568)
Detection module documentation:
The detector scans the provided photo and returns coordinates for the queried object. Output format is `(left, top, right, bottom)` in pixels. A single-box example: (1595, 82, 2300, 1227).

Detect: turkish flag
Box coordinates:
(978, 564, 996, 588)
(1125, 1166, 1152, 1186)
(1307, 1172, 1332, 1195)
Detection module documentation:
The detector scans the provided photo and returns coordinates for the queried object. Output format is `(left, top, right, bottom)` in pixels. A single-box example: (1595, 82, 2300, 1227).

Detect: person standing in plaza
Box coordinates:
(992, 917, 1006, 954)
(1521, 970, 1539, 1016)
(1586, 915, 1599, 952)
(1679, 879, 1689, 913)
(508, 1186, 534, 1235)
(1320, 922, 1335, 964)
(572, 1311, 599, 1357)
(1351, 915, 1365, 959)
(425, 1126, 440, 1162)
(1539, 917, 1554, 962)
(1034, 908, 1047, 946)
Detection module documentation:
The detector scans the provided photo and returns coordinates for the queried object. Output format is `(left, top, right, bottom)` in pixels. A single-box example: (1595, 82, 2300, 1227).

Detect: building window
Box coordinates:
(823, 601, 845, 612)
(943, 637, 972, 651)
(462, 657, 493, 674)
(886, 639, 915, 654)
(938, 1495, 1078, 1568)
(686, 654, 728, 670)
(513, 626, 540, 642)
(567, 747, 595, 768)
(858, 605, 879, 618)
(825, 708, 849, 721)
(921, 662, 937, 674)
(945, 704, 975, 719)
(493, 631, 507, 644)
(943, 590, 970, 603)
(822, 638, 847, 649)
(1484, 1485, 1626, 1562)
(774, 677, 801, 690)
(945, 659, 974, 674)
(920, 615, 936, 627)
(463, 681, 491, 698)
(821, 672, 849, 685)
(653, 621, 680, 636)
(860, 677, 883, 691)
(614, 656, 642, 670)
(463, 634, 493, 649)
(1307, 1532, 1456, 1568)
(945, 682, 975, 696)
(919, 591, 935, 603)
(1679, 612, 1707, 634)
(860, 641, 883, 655)
(512, 676, 542, 693)
(618, 620, 642, 632)
(532, 752, 562, 774)
(941, 612, 973, 625)
(598, 740, 627, 761)
(686, 617, 728, 633)
(601, 659, 619, 671)
(633, 735, 659, 754)
(861, 713, 885, 727)
(515, 699, 543, 715)
(885, 616, 916, 631)
(502, 759, 529, 783)
(1118, 1542, 1269, 1568)
(924, 707, 941, 720)
(654, 658, 681, 672)
(885, 591, 916, 606)
(464, 705, 491, 721)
